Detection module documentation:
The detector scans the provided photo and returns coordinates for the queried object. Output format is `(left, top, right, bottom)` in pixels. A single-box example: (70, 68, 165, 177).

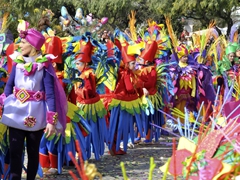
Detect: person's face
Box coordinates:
(19, 39, 36, 57)
(227, 52, 235, 62)
(102, 31, 108, 38)
(76, 61, 86, 72)
(138, 57, 145, 65)
(180, 55, 188, 63)
(236, 50, 240, 57)
(136, 58, 144, 70)
(128, 61, 136, 70)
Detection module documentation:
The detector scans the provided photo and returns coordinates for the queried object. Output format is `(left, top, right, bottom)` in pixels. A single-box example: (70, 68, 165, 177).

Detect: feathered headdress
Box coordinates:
(144, 20, 171, 60)
(74, 33, 96, 63)
(206, 35, 228, 71)
(113, 29, 137, 64)
(139, 41, 158, 62)
(197, 20, 219, 64)
(176, 44, 189, 59)
(91, 40, 121, 91)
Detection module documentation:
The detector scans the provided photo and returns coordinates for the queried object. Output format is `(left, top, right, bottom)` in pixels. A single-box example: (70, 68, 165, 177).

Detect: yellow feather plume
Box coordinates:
(159, 26, 167, 36)
(208, 35, 228, 70)
(0, 12, 11, 33)
(198, 20, 216, 64)
(164, 15, 178, 50)
(128, 10, 137, 42)
(207, 38, 219, 69)
(233, 31, 238, 42)
(192, 33, 201, 49)
(219, 35, 228, 61)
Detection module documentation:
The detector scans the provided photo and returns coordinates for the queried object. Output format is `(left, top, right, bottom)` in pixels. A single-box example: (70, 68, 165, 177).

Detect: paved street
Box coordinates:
(22, 136, 175, 180)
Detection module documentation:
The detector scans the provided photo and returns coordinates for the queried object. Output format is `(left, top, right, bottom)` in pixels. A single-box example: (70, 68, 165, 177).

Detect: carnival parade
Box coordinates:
(0, 2, 239, 180)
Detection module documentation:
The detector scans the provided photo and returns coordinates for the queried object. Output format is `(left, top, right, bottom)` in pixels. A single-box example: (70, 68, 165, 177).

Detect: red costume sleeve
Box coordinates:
(76, 72, 98, 101)
(113, 69, 140, 101)
(82, 74, 95, 99)
(134, 78, 144, 97)
(143, 69, 157, 88)
(124, 71, 135, 94)
(68, 88, 77, 104)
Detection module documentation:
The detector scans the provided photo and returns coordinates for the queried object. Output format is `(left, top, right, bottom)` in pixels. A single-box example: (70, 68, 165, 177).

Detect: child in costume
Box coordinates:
(108, 40, 145, 155)
(74, 33, 108, 160)
(135, 40, 165, 143)
(218, 44, 240, 101)
(134, 21, 173, 142)
(39, 32, 89, 174)
(39, 35, 64, 175)
(0, 28, 67, 180)
(171, 45, 197, 123)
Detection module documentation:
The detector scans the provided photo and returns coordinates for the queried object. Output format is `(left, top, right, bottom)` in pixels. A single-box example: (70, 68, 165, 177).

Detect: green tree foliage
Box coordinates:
(5, 0, 164, 36)
(1, 0, 74, 38)
(71, 0, 146, 30)
(69, 0, 177, 34)
(149, 0, 184, 38)
(7, 0, 69, 16)
(4, 0, 239, 38)
(151, 0, 240, 35)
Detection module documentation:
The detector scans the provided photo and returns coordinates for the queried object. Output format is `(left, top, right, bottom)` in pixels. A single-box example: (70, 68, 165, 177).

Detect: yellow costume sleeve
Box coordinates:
(191, 76, 196, 97)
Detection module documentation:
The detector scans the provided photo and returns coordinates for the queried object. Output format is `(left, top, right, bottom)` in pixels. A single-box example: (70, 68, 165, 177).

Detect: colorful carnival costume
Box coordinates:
(61, 46, 91, 165)
(134, 21, 173, 142)
(160, 94, 240, 179)
(39, 32, 90, 175)
(136, 41, 165, 142)
(74, 34, 108, 160)
(0, 29, 67, 180)
(171, 45, 197, 123)
(108, 40, 145, 154)
(192, 51, 216, 119)
(97, 40, 121, 130)
(196, 62, 216, 118)
(190, 27, 218, 108)
(39, 36, 64, 175)
(217, 44, 240, 101)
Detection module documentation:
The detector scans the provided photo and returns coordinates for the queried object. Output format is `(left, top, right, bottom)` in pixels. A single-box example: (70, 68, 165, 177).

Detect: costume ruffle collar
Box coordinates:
(11, 52, 56, 76)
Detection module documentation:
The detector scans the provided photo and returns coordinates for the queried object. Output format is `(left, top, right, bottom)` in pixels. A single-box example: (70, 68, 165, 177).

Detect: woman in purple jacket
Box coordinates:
(0, 29, 67, 180)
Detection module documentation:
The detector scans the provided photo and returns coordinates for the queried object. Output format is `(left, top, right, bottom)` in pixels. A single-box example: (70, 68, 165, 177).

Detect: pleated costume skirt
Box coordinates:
(77, 100, 108, 160)
(144, 92, 165, 141)
(108, 98, 145, 152)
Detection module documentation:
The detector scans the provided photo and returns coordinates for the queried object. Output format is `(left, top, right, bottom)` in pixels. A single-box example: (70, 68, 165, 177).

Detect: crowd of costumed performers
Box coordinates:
(156, 18, 240, 179)
(0, 6, 239, 179)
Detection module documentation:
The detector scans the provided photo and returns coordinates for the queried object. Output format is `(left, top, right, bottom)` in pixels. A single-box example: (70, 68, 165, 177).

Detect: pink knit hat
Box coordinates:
(19, 28, 45, 50)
